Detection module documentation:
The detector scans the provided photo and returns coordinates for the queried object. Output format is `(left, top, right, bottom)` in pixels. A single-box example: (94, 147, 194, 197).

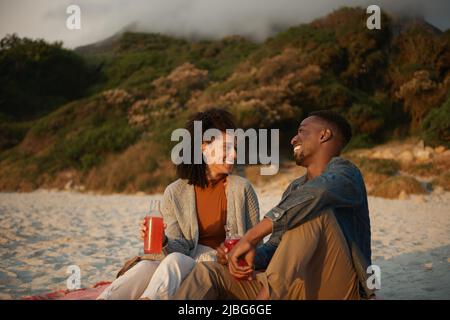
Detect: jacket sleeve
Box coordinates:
(161, 187, 192, 257)
(265, 163, 363, 245)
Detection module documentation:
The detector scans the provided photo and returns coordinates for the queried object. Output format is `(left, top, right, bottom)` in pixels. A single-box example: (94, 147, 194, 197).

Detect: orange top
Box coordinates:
(194, 176, 227, 249)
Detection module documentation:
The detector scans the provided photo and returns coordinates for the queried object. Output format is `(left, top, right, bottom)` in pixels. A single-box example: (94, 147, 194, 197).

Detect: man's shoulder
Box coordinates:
(284, 175, 307, 194)
(328, 157, 363, 176)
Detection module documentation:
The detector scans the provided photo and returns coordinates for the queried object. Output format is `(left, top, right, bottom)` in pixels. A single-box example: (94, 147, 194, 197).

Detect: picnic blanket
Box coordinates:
(22, 281, 111, 300)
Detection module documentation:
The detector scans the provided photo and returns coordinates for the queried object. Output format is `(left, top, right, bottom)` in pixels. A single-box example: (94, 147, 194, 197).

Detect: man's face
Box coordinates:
(290, 116, 324, 166)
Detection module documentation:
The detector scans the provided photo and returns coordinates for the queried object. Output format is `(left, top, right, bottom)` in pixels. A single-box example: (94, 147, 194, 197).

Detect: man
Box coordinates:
(172, 110, 373, 300)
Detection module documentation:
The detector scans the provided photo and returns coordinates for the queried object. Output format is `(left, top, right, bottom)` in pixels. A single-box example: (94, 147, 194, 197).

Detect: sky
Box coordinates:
(0, 0, 449, 49)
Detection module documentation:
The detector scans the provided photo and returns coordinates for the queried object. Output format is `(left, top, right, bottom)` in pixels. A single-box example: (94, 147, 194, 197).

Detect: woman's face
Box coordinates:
(202, 132, 236, 177)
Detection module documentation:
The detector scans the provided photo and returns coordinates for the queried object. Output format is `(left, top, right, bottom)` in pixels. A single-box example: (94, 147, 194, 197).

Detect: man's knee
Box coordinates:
(197, 261, 227, 276)
(177, 261, 224, 293)
(318, 208, 338, 222)
(288, 209, 337, 233)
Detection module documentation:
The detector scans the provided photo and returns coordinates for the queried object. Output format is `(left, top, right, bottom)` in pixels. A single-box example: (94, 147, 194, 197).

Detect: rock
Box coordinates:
(398, 150, 414, 163)
(425, 146, 435, 154)
(434, 146, 446, 154)
(413, 195, 427, 203)
(423, 262, 433, 270)
(64, 180, 73, 190)
(372, 149, 395, 159)
(412, 147, 432, 161)
(433, 186, 444, 195)
(417, 140, 425, 149)
(398, 190, 409, 200)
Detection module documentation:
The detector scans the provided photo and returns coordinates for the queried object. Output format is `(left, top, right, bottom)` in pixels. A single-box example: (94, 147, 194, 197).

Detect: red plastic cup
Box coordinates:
(144, 216, 164, 254)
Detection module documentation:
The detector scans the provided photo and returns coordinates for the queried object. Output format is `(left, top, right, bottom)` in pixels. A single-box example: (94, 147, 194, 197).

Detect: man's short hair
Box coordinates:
(308, 110, 352, 147)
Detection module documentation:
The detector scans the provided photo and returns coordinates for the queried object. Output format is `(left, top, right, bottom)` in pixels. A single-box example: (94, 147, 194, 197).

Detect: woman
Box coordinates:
(98, 108, 260, 300)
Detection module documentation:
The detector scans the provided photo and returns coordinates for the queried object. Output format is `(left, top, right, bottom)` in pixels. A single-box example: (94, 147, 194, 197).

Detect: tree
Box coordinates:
(0, 34, 94, 120)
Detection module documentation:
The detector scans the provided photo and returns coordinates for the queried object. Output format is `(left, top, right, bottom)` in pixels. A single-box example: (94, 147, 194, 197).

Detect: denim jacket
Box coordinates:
(254, 157, 374, 298)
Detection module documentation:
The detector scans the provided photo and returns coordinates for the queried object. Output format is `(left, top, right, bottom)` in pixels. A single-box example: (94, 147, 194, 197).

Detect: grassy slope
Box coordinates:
(0, 7, 449, 193)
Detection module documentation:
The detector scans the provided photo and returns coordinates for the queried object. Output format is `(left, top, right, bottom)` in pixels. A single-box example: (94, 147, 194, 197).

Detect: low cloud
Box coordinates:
(0, 0, 449, 48)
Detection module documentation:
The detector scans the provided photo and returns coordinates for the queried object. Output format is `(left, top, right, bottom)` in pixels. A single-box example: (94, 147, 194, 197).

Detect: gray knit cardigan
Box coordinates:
(159, 174, 260, 258)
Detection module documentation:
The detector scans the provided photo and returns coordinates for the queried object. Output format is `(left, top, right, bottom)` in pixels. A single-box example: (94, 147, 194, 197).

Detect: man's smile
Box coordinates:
(293, 144, 302, 154)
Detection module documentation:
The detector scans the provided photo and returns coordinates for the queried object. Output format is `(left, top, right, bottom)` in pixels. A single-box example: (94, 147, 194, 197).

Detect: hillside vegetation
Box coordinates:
(0, 7, 449, 193)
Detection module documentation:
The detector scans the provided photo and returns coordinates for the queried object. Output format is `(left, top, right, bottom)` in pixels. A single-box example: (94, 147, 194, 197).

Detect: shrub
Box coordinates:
(345, 156, 400, 190)
(401, 162, 440, 178)
(421, 96, 450, 148)
(432, 171, 450, 191)
(0, 34, 94, 120)
(50, 119, 141, 171)
(371, 176, 427, 198)
(348, 156, 400, 176)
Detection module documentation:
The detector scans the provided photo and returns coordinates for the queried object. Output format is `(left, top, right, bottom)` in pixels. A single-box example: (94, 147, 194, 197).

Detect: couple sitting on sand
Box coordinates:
(98, 108, 374, 300)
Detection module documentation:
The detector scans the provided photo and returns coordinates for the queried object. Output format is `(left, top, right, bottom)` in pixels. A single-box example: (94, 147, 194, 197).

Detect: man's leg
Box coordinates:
(257, 209, 360, 300)
(171, 262, 261, 300)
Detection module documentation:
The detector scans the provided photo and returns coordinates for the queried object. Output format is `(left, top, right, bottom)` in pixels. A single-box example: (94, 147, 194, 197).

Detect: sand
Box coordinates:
(0, 188, 449, 299)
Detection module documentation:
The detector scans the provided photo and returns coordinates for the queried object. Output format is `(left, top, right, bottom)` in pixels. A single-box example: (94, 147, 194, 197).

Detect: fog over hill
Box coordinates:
(0, 0, 449, 48)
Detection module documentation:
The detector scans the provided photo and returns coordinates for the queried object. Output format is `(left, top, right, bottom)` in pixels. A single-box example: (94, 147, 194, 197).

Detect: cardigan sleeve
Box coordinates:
(160, 186, 192, 257)
(244, 181, 260, 230)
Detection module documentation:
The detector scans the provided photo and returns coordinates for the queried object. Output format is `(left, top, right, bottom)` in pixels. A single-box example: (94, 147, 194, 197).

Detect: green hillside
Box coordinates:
(1, 7, 449, 193)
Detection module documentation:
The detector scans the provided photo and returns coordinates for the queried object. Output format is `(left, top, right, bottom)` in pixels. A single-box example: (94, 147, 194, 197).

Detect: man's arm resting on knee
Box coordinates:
(227, 219, 271, 271)
(228, 218, 273, 279)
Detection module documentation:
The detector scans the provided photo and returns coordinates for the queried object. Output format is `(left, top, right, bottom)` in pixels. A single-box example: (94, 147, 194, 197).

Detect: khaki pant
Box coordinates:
(172, 210, 360, 300)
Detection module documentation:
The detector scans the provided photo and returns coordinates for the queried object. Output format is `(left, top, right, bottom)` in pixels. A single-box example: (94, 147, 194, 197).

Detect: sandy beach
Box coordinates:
(1, 187, 449, 299)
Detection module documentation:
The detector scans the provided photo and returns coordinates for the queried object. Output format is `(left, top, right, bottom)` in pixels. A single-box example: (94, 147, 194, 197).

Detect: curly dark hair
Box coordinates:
(176, 108, 236, 188)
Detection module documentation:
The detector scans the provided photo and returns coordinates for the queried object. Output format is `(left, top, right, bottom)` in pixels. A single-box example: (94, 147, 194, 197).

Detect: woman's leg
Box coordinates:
(97, 260, 160, 300)
(140, 252, 196, 300)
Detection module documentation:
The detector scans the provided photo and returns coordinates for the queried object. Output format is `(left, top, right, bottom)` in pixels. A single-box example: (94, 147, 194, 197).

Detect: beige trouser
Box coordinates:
(172, 210, 360, 300)
(97, 260, 160, 300)
(97, 245, 217, 300)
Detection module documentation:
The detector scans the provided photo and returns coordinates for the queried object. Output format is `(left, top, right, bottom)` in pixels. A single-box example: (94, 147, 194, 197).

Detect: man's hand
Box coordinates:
(228, 237, 256, 280)
(227, 218, 273, 280)
(216, 242, 228, 265)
